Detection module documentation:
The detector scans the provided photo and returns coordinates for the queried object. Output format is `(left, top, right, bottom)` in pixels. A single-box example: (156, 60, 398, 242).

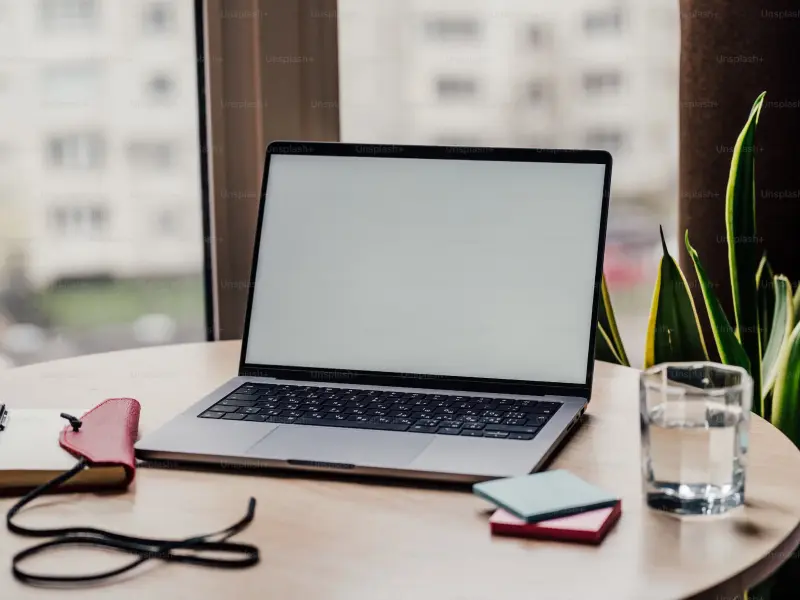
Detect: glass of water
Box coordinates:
(640, 362, 752, 515)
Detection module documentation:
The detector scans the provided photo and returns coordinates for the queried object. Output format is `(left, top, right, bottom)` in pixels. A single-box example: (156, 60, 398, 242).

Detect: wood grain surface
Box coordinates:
(1, 341, 799, 600)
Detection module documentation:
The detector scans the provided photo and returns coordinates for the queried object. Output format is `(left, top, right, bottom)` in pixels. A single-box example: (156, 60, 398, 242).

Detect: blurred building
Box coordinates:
(338, 0, 679, 216)
(0, 0, 203, 288)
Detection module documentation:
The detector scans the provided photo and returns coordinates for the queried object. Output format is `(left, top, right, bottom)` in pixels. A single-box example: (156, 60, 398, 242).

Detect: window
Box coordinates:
(584, 7, 623, 36)
(526, 24, 547, 48)
(49, 204, 108, 236)
(42, 63, 102, 105)
(583, 71, 622, 96)
(435, 76, 477, 100)
(145, 73, 175, 102)
(46, 133, 105, 169)
(526, 81, 547, 105)
(39, 0, 98, 31)
(0, 0, 204, 368)
(586, 129, 625, 153)
(142, 1, 175, 34)
(155, 208, 179, 235)
(128, 140, 176, 171)
(424, 16, 480, 41)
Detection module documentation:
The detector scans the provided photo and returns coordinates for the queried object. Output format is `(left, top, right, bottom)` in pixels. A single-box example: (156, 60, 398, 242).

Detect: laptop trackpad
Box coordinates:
(245, 426, 433, 468)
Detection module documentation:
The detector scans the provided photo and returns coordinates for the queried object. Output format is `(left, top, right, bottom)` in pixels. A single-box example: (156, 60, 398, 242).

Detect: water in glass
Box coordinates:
(640, 362, 752, 515)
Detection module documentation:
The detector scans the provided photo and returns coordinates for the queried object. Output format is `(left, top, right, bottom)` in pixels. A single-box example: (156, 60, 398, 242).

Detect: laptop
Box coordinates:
(135, 142, 612, 483)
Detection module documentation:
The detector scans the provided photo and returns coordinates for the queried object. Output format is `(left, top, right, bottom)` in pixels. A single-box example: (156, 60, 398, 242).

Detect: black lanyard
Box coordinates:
(7, 458, 260, 586)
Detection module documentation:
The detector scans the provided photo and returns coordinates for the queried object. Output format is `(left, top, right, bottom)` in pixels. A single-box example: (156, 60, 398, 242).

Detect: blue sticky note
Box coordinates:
(473, 470, 619, 523)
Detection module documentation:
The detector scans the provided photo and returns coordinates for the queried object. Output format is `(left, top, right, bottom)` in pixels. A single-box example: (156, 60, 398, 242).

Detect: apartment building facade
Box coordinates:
(338, 0, 679, 211)
(0, 0, 203, 288)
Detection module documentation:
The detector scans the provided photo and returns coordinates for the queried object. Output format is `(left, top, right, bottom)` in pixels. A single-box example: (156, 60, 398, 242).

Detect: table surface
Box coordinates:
(2, 342, 800, 600)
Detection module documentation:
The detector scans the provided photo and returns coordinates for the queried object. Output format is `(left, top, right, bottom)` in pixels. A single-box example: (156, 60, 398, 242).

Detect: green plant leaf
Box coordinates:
(644, 227, 709, 368)
(793, 282, 800, 319)
(771, 321, 800, 447)
(726, 91, 766, 402)
(685, 232, 751, 373)
(595, 323, 624, 365)
(597, 274, 630, 366)
(762, 275, 794, 408)
(756, 254, 775, 350)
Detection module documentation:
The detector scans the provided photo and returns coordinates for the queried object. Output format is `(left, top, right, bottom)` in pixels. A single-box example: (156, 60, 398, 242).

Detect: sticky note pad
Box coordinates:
(473, 470, 619, 523)
(489, 502, 621, 544)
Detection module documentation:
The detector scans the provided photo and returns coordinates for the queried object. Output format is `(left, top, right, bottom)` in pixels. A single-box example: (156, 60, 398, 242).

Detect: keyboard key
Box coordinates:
(485, 424, 539, 434)
(438, 427, 461, 435)
(460, 429, 483, 437)
(199, 411, 224, 419)
(366, 409, 389, 416)
(209, 404, 238, 413)
(503, 418, 527, 426)
(506, 413, 526, 420)
(483, 431, 509, 439)
(440, 421, 463, 429)
(238, 407, 262, 415)
(483, 417, 502, 424)
(222, 413, 246, 421)
(526, 416, 550, 427)
(509, 433, 535, 440)
(388, 410, 411, 418)
(244, 415, 268, 422)
(262, 409, 282, 417)
(227, 393, 259, 401)
(325, 414, 349, 421)
(462, 422, 484, 430)
(414, 419, 440, 427)
(411, 425, 438, 433)
(220, 399, 256, 408)
(344, 407, 366, 415)
(481, 411, 503, 419)
(271, 416, 297, 424)
(307, 412, 326, 419)
(392, 418, 413, 426)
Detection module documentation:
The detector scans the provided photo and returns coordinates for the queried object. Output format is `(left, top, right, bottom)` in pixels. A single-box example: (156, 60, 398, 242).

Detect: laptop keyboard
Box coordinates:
(198, 383, 561, 441)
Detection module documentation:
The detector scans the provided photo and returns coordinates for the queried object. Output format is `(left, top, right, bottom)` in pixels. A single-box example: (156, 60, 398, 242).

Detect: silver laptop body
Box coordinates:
(135, 142, 612, 484)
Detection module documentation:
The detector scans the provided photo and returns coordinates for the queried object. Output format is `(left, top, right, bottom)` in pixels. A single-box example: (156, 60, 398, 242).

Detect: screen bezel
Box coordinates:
(237, 142, 612, 399)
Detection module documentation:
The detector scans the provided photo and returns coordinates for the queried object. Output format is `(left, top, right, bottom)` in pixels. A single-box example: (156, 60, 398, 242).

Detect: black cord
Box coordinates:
(7, 459, 259, 586)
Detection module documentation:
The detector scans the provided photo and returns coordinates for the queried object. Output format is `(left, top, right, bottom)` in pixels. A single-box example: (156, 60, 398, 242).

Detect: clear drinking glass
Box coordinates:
(640, 362, 752, 515)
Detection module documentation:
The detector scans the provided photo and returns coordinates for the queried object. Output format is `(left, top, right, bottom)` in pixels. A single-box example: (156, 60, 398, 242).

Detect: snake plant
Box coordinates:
(597, 92, 800, 446)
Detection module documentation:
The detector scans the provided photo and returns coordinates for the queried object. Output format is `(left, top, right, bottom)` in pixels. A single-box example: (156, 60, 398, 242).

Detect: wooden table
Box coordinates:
(2, 342, 800, 600)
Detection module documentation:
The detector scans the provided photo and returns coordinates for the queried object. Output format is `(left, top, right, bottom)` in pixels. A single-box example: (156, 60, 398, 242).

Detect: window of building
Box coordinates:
(155, 208, 180, 235)
(586, 129, 625, 153)
(435, 76, 477, 100)
(128, 140, 176, 171)
(526, 81, 547, 105)
(424, 16, 480, 41)
(146, 73, 175, 102)
(142, 0, 175, 34)
(583, 71, 622, 96)
(46, 133, 105, 169)
(49, 204, 108, 236)
(526, 24, 547, 48)
(42, 62, 102, 105)
(583, 7, 623, 36)
(39, 0, 98, 31)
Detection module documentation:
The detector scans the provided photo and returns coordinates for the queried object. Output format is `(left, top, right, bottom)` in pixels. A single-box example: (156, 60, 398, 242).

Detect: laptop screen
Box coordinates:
(243, 151, 608, 386)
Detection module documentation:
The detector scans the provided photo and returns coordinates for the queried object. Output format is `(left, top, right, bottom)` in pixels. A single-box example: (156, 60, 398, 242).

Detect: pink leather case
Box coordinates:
(59, 398, 141, 488)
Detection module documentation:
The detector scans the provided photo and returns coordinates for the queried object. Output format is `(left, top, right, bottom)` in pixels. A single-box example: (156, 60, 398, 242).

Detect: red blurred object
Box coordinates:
(603, 243, 643, 288)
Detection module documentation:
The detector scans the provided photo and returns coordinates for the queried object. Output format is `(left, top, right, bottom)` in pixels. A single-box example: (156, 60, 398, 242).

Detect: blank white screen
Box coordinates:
(245, 153, 607, 385)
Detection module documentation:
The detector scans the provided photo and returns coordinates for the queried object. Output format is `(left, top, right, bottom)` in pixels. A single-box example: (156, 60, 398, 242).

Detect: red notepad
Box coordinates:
(489, 501, 621, 544)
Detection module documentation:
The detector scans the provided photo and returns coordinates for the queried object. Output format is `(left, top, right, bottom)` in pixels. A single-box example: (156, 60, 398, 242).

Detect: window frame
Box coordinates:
(198, 0, 340, 340)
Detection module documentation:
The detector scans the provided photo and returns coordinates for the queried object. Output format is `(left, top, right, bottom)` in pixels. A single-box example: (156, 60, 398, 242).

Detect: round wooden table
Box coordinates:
(1, 342, 800, 600)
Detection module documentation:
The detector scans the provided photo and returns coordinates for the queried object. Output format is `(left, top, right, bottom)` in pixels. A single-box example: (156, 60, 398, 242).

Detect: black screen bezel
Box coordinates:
(238, 142, 612, 399)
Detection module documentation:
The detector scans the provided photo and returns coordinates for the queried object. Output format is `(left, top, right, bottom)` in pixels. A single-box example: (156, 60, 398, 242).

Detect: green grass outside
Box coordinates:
(38, 276, 205, 329)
